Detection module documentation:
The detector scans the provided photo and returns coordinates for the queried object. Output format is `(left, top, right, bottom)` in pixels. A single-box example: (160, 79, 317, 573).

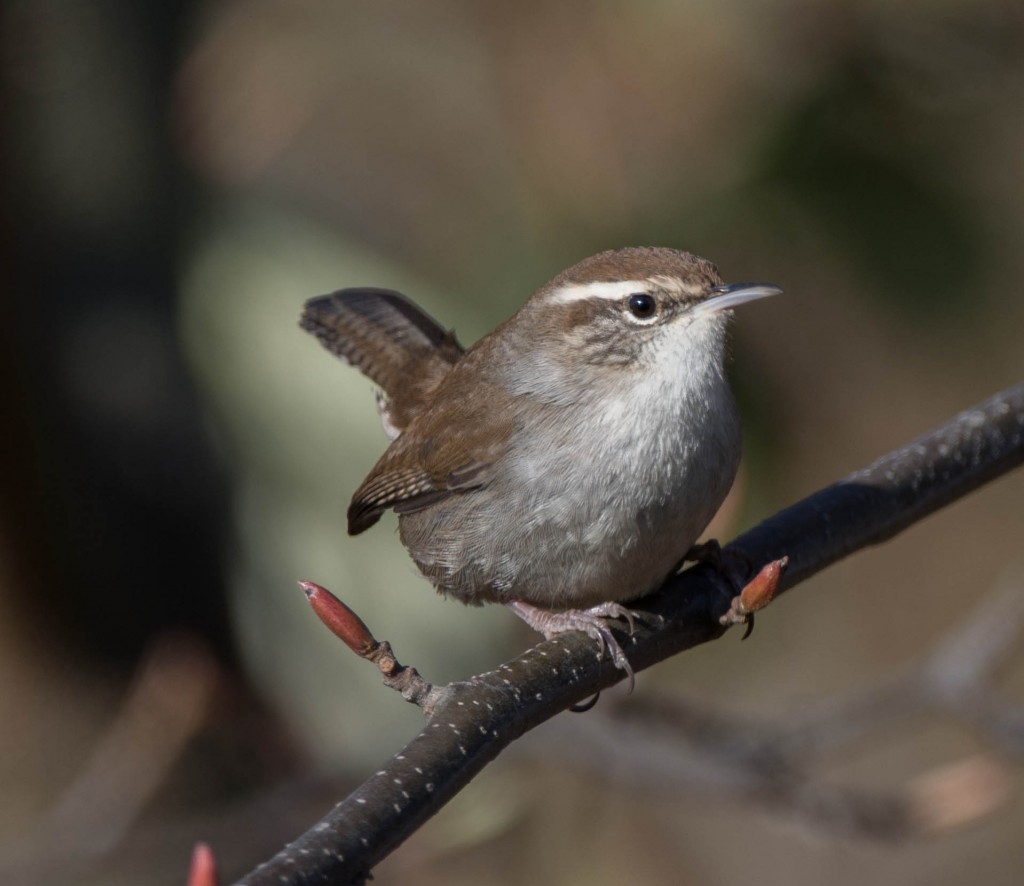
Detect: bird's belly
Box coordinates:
(398, 394, 740, 610)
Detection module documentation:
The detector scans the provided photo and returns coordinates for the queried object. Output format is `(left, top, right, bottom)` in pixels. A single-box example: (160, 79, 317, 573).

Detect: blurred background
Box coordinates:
(2, 1, 1023, 883)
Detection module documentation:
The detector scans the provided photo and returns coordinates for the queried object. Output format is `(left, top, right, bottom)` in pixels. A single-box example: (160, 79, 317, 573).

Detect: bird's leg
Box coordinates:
(674, 539, 754, 587)
(682, 539, 725, 571)
(506, 600, 659, 691)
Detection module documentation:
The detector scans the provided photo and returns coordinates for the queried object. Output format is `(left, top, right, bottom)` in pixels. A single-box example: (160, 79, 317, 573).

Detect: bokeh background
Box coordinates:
(3, 1, 1024, 884)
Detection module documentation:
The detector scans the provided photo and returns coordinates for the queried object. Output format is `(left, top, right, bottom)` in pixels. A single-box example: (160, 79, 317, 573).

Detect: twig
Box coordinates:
(300, 581, 441, 711)
(236, 381, 1024, 885)
(41, 633, 218, 856)
(921, 563, 1024, 696)
(536, 704, 1011, 841)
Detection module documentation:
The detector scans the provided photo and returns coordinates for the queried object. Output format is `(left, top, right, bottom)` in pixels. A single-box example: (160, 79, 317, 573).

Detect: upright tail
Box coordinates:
(301, 288, 464, 436)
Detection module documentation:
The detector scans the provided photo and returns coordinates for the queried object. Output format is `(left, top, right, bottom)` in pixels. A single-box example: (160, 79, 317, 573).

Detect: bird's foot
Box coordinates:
(677, 539, 753, 582)
(507, 600, 659, 692)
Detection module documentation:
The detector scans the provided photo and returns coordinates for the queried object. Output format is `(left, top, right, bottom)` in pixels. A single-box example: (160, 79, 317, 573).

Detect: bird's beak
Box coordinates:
(695, 282, 783, 316)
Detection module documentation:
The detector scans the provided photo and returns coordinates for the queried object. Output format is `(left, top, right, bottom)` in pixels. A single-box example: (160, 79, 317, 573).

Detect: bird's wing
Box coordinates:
(346, 382, 514, 534)
(300, 288, 464, 435)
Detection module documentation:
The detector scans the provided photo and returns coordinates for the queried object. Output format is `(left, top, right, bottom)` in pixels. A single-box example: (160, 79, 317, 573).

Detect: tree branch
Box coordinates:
(236, 381, 1024, 885)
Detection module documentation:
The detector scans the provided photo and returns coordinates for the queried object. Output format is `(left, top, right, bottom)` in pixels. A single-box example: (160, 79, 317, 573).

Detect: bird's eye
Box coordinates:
(627, 292, 658, 320)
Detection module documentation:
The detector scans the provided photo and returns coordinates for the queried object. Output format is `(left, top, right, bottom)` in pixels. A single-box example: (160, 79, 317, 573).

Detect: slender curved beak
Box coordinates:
(695, 282, 783, 316)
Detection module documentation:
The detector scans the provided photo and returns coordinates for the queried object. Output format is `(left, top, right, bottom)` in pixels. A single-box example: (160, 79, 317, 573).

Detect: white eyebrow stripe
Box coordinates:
(546, 280, 653, 304)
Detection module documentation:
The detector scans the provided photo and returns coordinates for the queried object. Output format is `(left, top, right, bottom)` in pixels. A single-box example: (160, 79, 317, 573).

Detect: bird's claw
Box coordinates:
(506, 600, 663, 694)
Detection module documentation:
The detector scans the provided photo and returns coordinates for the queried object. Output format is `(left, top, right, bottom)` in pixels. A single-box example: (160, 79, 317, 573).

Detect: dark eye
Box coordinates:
(627, 292, 657, 319)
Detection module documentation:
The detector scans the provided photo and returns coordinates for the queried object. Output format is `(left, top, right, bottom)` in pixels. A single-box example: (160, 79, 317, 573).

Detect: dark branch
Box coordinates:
(236, 382, 1024, 886)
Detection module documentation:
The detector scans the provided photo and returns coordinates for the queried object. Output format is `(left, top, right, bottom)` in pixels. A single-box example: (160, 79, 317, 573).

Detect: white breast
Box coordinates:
(499, 320, 742, 607)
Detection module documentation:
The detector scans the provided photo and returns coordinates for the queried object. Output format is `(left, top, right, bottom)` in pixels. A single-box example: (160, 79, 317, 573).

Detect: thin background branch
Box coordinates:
(535, 561, 1024, 841)
(238, 381, 1024, 886)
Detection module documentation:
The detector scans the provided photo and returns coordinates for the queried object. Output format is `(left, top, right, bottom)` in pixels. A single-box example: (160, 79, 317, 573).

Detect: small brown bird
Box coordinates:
(301, 247, 779, 677)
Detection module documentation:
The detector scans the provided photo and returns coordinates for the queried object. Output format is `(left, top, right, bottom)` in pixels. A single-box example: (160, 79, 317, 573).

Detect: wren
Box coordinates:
(300, 247, 780, 678)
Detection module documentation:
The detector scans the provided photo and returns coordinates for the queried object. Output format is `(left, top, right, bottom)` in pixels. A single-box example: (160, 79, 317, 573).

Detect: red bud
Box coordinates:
(299, 580, 378, 655)
(186, 842, 219, 886)
(740, 556, 788, 613)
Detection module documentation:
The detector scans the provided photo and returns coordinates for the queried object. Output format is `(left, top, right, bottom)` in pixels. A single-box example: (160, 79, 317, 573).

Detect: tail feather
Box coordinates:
(301, 288, 464, 434)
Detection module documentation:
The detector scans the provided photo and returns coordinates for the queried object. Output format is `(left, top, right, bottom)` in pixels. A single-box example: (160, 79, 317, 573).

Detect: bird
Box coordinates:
(300, 247, 780, 679)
